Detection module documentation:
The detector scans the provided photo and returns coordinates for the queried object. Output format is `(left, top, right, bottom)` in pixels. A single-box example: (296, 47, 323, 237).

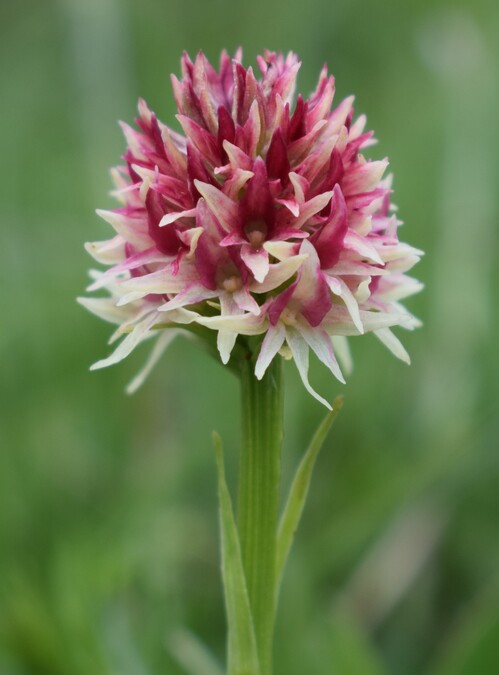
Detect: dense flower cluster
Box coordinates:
(80, 50, 422, 406)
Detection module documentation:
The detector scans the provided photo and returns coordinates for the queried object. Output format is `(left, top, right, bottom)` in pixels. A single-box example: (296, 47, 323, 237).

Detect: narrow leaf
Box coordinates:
(213, 432, 261, 675)
(276, 395, 344, 588)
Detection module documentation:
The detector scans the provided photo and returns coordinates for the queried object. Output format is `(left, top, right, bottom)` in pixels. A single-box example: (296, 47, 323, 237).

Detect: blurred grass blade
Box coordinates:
(167, 628, 224, 675)
(324, 610, 387, 675)
(425, 577, 499, 675)
(276, 396, 343, 588)
(213, 432, 261, 675)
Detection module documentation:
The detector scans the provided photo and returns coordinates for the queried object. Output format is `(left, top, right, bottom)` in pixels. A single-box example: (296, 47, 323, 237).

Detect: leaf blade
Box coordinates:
(213, 432, 261, 675)
(276, 395, 344, 589)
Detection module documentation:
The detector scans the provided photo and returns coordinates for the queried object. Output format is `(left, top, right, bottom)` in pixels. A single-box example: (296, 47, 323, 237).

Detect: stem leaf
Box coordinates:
(276, 395, 344, 589)
(213, 432, 261, 675)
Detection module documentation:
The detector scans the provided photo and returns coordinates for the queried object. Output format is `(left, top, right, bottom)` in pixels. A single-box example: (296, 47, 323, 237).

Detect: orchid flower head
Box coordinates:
(80, 49, 423, 406)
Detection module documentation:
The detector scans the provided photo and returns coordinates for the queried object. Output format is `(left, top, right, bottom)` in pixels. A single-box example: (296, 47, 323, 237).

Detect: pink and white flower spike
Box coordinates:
(80, 49, 423, 407)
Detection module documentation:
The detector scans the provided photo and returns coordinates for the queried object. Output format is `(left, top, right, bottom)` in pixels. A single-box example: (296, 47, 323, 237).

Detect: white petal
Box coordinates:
(251, 255, 308, 293)
(240, 245, 270, 283)
(297, 324, 345, 384)
(126, 330, 178, 394)
(158, 285, 218, 312)
(77, 296, 132, 325)
(159, 208, 197, 227)
(331, 336, 353, 376)
(217, 294, 240, 364)
(288, 172, 307, 204)
(322, 306, 412, 336)
(193, 180, 239, 232)
(286, 327, 332, 410)
(217, 331, 238, 364)
(167, 308, 201, 325)
(374, 327, 410, 364)
(87, 248, 171, 292)
(96, 209, 150, 249)
(84, 236, 124, 265)
(343, 231, 384, 264)
(377, 276, 424, 302)
(232, 287, 261, 315)
(263, 240, 299, 260)
(90, 312, 159, 370)
(327, 277, 364, 334)
(292, 191, 334, 230)
(118, 266, 197, 302)
(196, 312, 267, 336)
(254, 323, 286, 379)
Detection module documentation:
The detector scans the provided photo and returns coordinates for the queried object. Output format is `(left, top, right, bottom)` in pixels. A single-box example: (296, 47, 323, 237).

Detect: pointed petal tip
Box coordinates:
(89, 360, 106, 372)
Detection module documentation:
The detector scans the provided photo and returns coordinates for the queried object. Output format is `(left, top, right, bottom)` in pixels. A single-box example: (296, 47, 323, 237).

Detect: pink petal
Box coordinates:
(160, 126, 188, 177)
(177, 115, 220, 166)
(241, 99, 262, 158)
(194, 181, 240, 232)
(266, 128, 290, 182)
(222, 140, 253, 171)
(275, 198, 299, 217)
(312, 184, 348, 268)
(220, 231, 247, 247)
(327, 95, 354, 134)
(239, 157, 274, 227)
(218, 105, 236, 154)
(223, 168, 254, 201)
(292, 241, 332, 326)
(307, 74, 335, 129)
(288, 120, 327, 162)
(296, 132, 339, 185)
(145, 190, 181, 255)
(268, 283, 297, 325)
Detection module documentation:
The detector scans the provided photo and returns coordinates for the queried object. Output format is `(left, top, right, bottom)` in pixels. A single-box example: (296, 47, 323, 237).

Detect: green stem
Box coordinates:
(238, 354, 283, 675)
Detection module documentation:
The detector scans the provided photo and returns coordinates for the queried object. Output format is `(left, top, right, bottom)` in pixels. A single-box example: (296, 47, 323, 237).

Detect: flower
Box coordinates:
(80, 49, 423, 406)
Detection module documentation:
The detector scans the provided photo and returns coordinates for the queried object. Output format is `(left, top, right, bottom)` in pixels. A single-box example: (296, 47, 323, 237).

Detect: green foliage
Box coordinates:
(213, 434, 261, 675)
(276, 396, 343, 589)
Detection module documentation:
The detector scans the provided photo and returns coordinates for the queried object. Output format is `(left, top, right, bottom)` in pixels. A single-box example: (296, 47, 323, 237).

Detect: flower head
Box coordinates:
(80, 49, 422, 406)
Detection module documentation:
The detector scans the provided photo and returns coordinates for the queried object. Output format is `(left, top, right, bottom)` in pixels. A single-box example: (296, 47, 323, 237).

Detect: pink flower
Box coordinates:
(80, 49, 422, 406)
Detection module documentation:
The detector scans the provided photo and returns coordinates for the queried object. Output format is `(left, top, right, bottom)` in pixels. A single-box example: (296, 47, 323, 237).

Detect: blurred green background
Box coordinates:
(1, 0, 498, 673)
